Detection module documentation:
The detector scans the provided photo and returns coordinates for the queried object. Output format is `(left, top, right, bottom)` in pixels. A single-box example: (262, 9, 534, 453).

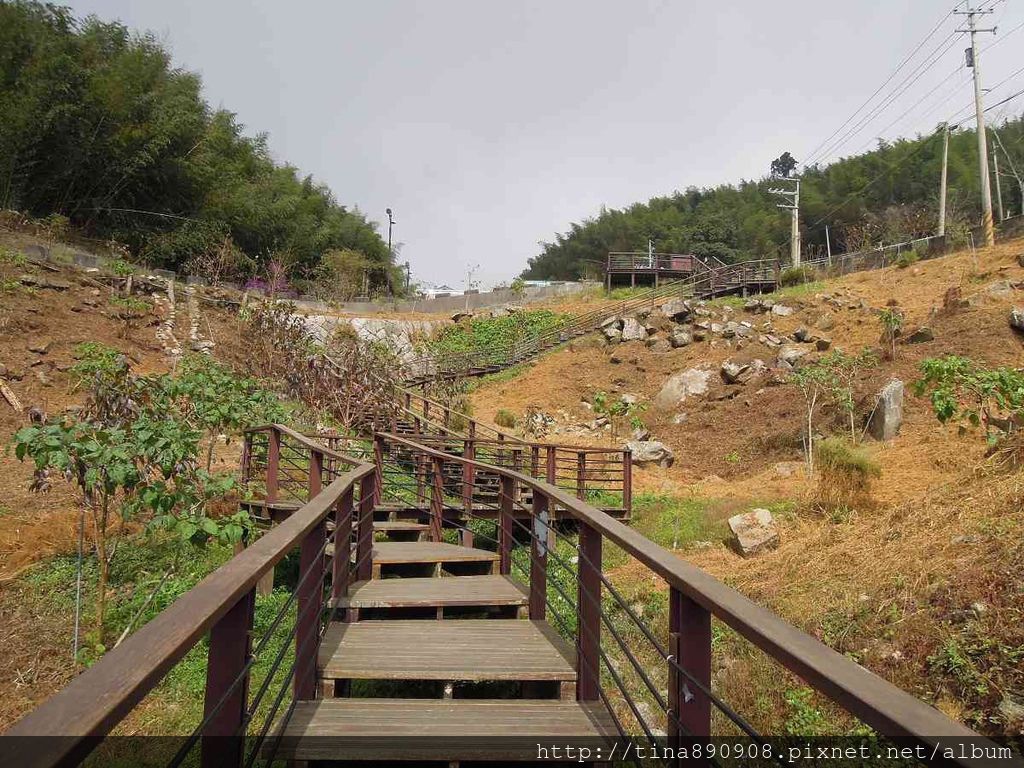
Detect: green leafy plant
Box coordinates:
(822, 348, 878, 441)
(778, 265, 817, 287)
(509, 276, 527, 299)
(894, 248, 920, 268)
(878, 307, 904, 360)
(108, 295, 150, 339)
(592, 391, 647, 438)
(109, 258, 135, 278)
(914, 355, 1024, 443)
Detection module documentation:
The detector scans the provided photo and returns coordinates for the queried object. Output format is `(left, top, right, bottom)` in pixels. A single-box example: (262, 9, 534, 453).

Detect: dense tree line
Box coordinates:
(523, 114, 1024, 280)
(0, 1, 397, 290)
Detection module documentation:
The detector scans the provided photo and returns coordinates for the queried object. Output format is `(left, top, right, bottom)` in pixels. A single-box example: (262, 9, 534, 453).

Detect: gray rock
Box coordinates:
(998, 696, 1024, 734)
(660, 298, 691, 320)
(654, 367, 711, 410)
(603, 327, 622, 343)
(771, 304, 795, 317)
(815, 313, 835, 331)
(599, 315, 621, 330)
(645, 309, 672, 333)
(27, 339, 52, 355)
(631, 426, 651, 441)
(778, 345, 808, 366)
(626, 440, 674, 468)
(792, 327, 814, 343)
(1010, 308, 1024, 333)
(669, 329, 692, 348)
(985, 279, 1016, 299)
(648, 339, 672, 354)
(621, 317, 648, 342)
(903, 326, 934, 344)
(671, 413, 688, 425)
(709, 322, 725, 335)
(721, 322, 740, 339)
(728, 508, 779, 557)
(620, 393, 640, 406)
(451, 311, 473, 323)
(759, 333, 783, 348)
(867, 379, 904, 441)
(815, 337, 832, 351)
(720, 361, 750, 384)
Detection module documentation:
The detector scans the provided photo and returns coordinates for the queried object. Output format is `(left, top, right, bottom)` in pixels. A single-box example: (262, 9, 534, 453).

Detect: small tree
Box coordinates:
(790, 362, 839, 474)
(878, 307, 903, 361)
(109, 295, 151, 339)
(821, 349, 878, 441)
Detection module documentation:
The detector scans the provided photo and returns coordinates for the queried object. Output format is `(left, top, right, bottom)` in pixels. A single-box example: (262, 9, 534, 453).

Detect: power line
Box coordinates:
(805, 32, 961, 167)
(798, 8, 955, 169)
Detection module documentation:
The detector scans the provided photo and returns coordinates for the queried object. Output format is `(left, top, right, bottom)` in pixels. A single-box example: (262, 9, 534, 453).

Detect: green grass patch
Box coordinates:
(427, 310, 570, 362)
(629, 492, 728, 550)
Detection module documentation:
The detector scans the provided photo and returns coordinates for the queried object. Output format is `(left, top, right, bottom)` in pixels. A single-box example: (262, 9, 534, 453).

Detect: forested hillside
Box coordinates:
(522, 115, 1024, 280)
(0, 1, 395, 290)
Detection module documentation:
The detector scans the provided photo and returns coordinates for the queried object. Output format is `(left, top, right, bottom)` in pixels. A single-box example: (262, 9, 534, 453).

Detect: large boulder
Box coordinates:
(599, 315, 621, 330)
(771, 304, 795, 317)
(644, 309, 673, 333)
(621, 317, 648, 342)
(669, 329, 692, 348)
(603, 326, 622, 343)
(1010, 308, 1024, 333)
(654, 367, 711, 410)
(867, 379, 904, 441)
(660, 298, 691, 321)
(626, 440, 675, 468)
(728, 508, 779, 557)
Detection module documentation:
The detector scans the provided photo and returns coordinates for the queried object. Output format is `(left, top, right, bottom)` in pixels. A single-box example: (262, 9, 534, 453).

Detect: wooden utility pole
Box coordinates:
(993, 145, 1004, 222)
(956, 5, 997, 246)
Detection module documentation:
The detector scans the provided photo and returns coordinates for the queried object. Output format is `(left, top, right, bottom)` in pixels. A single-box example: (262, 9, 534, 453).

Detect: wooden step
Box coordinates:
(318, 619, 575, 684)
(336, 575, 527, 611)
(329, 541, 499, 576)
(269, 699, 617, 761)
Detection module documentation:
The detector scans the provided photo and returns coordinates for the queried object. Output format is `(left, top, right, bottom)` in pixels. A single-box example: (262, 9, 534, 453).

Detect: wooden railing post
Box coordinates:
(668, 586, 712, 745)
(356, 474, 375, 582)
(529, 491, 549, 620)
(373, 434, 384, 503)
(430, 456, 445, 542)
(576, 523, 601, 701)
(332, 487, 354, 605)
(462, 439, 475, 513)
(240, 432, 252, 490)
(498, 475, 515, 574)
(576, 451, 587, 500)
(295, 525, 325, 701)
(530, 445, 540, 478)
(257, 428, 281, 596)
(415, 454, 426, 505)
(623, 448, 633, 517)
(265, 428, 280, 503)
(201, 587, 255, 768)
(545, 446, 556, 485)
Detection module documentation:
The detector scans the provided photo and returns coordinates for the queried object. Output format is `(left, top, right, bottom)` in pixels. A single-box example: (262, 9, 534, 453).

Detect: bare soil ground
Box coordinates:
(469, 239, 1024, 734)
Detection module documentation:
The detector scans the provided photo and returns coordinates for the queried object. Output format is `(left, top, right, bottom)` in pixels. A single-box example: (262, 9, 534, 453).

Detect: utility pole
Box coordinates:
(991, 126, 1024, 217)
(938, 122, 949, 237)
(769, 176, 801, 267)
(956, 4, 997, 246)
(993, 144, 1004, 221)
(385, 208, 395, 295)
(825, 224, 833, 265)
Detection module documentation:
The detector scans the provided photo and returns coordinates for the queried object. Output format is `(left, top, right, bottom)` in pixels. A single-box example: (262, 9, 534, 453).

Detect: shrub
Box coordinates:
(894, 248, 920, 268)
(778, 265, 816, 287)
(813, 437, 880, 511)
(494, 409, 517, 428)
(878, 306, 903, 360)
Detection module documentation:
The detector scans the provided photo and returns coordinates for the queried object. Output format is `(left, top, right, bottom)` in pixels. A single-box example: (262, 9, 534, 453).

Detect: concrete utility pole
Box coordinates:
(993, 145, 1005, 221)
(769, 177, 801, 267)
(991, 126, 1024, 217)
(956, 4, 997, 246)
(938, 122, 949, 237)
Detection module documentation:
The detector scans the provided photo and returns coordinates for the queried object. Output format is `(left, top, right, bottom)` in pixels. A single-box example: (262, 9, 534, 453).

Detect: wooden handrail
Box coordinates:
(378, 432, 986, 752)
(6, 434, 374, 768)
(245, 423, 366, 468)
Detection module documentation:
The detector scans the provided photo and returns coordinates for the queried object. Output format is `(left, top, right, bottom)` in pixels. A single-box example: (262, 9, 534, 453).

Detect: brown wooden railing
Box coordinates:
(5, 426, 376, 768)
(4, 426, 1004, 767)
(374, 431, 994, 761)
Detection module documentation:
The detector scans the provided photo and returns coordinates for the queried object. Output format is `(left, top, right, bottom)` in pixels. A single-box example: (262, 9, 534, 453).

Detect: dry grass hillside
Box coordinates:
(469, 238, 1024, 737)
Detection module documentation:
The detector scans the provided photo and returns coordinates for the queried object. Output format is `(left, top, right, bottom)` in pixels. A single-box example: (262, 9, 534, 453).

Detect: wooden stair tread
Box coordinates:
(337, 575, 527, 609)
(372, 521, 429, 532)
(270, 699, 617, 761)
(318, 620, 575, 681)
(371, 541, 498, 565)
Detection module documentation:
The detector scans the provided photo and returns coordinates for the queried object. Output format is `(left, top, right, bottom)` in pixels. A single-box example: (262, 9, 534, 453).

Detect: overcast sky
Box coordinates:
(68, 0, 1024, 288)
